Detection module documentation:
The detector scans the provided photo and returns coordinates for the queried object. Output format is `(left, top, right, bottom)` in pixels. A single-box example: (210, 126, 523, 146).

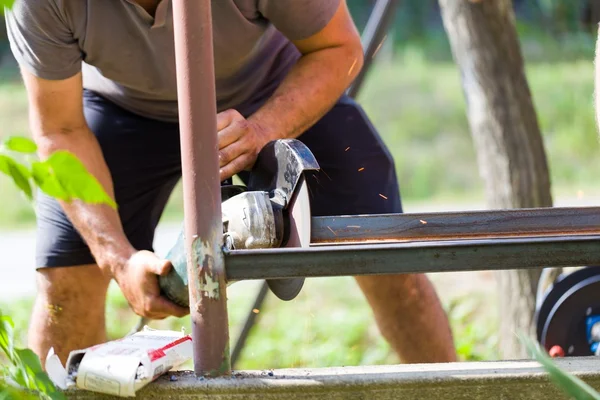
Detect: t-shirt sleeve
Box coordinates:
(257, 0, 341, 41)
(4, 0, 82, 80)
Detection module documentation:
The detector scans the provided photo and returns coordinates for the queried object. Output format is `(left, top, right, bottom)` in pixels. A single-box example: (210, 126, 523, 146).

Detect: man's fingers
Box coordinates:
(218, 140, 247, 168)
(217, 124, 244, 154)
(153, 259, 173, 276)
(153, 296, 189, 318)
(137, 296, 187, 320)
(220, 153, 252, 181)
(217, 109, 243, 131)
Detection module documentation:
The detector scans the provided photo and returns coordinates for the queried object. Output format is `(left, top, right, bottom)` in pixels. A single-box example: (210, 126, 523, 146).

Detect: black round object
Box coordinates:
(535, 266, 600, 356)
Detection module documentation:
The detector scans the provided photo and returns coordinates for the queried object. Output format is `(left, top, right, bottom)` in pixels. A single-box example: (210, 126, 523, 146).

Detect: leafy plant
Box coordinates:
(1, 311, 66, 399)
(0, 136, 116, 208)
(522, 334, 600, 400)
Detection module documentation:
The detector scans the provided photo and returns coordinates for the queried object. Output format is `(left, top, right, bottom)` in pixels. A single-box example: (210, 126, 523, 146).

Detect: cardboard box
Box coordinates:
(46, 327, 193, 398)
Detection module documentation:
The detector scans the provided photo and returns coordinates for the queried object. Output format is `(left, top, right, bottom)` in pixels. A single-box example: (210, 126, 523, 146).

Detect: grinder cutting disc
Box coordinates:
(266, 176, 311, 301)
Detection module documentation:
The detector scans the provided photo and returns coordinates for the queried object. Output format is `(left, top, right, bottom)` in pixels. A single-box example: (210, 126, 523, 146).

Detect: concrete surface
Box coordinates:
(65, 357, 600, 399)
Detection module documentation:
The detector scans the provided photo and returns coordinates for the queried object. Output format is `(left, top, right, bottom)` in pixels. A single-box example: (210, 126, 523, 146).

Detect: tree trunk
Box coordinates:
(438, 0, 553, 359)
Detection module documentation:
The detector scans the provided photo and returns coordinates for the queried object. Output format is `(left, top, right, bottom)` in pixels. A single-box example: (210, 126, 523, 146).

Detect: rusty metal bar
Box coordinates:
(172, 0, 231, 377)
(225, 235, 600, 280)
(311, 207, 600, 244)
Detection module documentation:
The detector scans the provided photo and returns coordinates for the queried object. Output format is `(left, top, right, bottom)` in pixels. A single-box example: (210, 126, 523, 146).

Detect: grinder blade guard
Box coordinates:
(247, 139, 318, 301)
(158, 139, 319, 307)
(535, 266, 600, 357)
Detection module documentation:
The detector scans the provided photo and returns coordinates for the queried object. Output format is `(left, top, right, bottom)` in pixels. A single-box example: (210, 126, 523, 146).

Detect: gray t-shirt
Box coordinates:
(5, 0, 340, 122)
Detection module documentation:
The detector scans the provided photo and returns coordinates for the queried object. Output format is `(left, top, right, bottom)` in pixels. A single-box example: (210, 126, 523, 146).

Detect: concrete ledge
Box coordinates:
(66, 358, 600, 399)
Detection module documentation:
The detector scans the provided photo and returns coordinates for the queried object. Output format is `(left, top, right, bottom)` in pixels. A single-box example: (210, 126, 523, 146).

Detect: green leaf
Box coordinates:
(521, 334, 600, 400)
(0, 315, 15, 362)
(0, 155, 33, 200)
(41, 151, 117, 209)
(31, 161, 70, 201)
(0, 0, 15, 10)
(0, 380, 38, 400)
(2, 137, 38, 154)
(15, 349, 56, 393)
(0, 311, 66, 400)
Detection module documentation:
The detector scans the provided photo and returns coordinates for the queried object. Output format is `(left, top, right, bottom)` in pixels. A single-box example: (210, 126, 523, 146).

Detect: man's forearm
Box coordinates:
(249, 44, 363, 141)
(34, 127, 134, 274)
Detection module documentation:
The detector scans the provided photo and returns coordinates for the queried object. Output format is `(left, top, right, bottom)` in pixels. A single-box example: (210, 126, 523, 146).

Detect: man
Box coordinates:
(5, 0, 456, 365)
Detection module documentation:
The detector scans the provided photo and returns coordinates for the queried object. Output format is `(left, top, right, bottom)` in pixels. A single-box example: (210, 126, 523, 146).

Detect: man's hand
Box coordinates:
(113, 250, 189, 320)
(217, 109, 274, 181)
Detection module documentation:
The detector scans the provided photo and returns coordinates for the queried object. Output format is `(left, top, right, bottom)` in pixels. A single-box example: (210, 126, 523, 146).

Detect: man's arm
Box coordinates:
(21, 69, 187, 320)
(250, 0, 363, 139)
(217, 0, 363, 179)
(23, 71, 129, 270)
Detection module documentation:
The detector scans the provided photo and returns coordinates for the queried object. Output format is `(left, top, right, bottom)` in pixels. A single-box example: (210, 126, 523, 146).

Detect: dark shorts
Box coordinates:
(36, 90, 403, 268)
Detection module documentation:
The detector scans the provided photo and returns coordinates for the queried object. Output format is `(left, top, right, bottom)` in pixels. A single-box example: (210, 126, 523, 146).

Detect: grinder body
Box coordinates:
(158, 139, 319, 307)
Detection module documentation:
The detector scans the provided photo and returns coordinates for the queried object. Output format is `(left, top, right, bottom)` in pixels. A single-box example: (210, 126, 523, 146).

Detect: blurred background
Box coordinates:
(0, 0, 599, 369)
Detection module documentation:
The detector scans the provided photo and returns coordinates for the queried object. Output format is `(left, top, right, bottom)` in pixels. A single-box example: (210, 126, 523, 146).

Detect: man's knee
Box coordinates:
(36, 264, 110, 301)
(355, 273, 426, 304)
(30, 265, 111, 363)
(34, 264, 111, 328)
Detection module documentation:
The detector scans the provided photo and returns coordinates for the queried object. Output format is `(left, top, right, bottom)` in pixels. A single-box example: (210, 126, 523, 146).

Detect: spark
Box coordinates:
(345, 147, 350, 151)
(252, 309, 260, 314)
(373, 35, 387, 58)
(379, 193, 388, 200)
(577, 190, 585, 199)
(327, 226, 338, 236)
(348, 58, 359, 76)
(420, 220, 428, 225)
(358, 167, 365, 172)
(347, 225, 361, 228)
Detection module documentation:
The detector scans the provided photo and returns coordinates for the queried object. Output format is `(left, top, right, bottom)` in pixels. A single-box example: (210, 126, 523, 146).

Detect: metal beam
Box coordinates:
(311, 207, 600, 244)
(172, 0, 230, 377)
(225, 235, 600, 281)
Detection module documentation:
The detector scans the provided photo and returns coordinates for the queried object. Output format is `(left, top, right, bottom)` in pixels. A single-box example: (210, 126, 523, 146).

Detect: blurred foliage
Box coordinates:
(345, 0, 597, 43)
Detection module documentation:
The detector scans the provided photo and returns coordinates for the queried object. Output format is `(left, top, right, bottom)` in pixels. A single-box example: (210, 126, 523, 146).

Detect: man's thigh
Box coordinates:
(35, 90, 183, 268)
(296, 95, 402, 217)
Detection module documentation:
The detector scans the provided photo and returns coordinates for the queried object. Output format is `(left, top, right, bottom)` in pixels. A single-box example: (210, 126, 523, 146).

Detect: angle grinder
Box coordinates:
(157, 139, 319, 306)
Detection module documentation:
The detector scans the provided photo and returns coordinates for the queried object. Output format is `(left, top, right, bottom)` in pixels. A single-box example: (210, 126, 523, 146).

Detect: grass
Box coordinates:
(0, 272, 498, 370)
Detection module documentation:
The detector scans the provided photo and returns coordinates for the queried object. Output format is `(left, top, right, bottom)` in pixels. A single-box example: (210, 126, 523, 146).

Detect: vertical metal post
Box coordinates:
(347, 0, 401, 98)
(172, 0, 231, 377)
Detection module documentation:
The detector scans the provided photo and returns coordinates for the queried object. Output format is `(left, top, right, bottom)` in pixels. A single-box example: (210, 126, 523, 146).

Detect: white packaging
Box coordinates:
(46, 327, 193, 398)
